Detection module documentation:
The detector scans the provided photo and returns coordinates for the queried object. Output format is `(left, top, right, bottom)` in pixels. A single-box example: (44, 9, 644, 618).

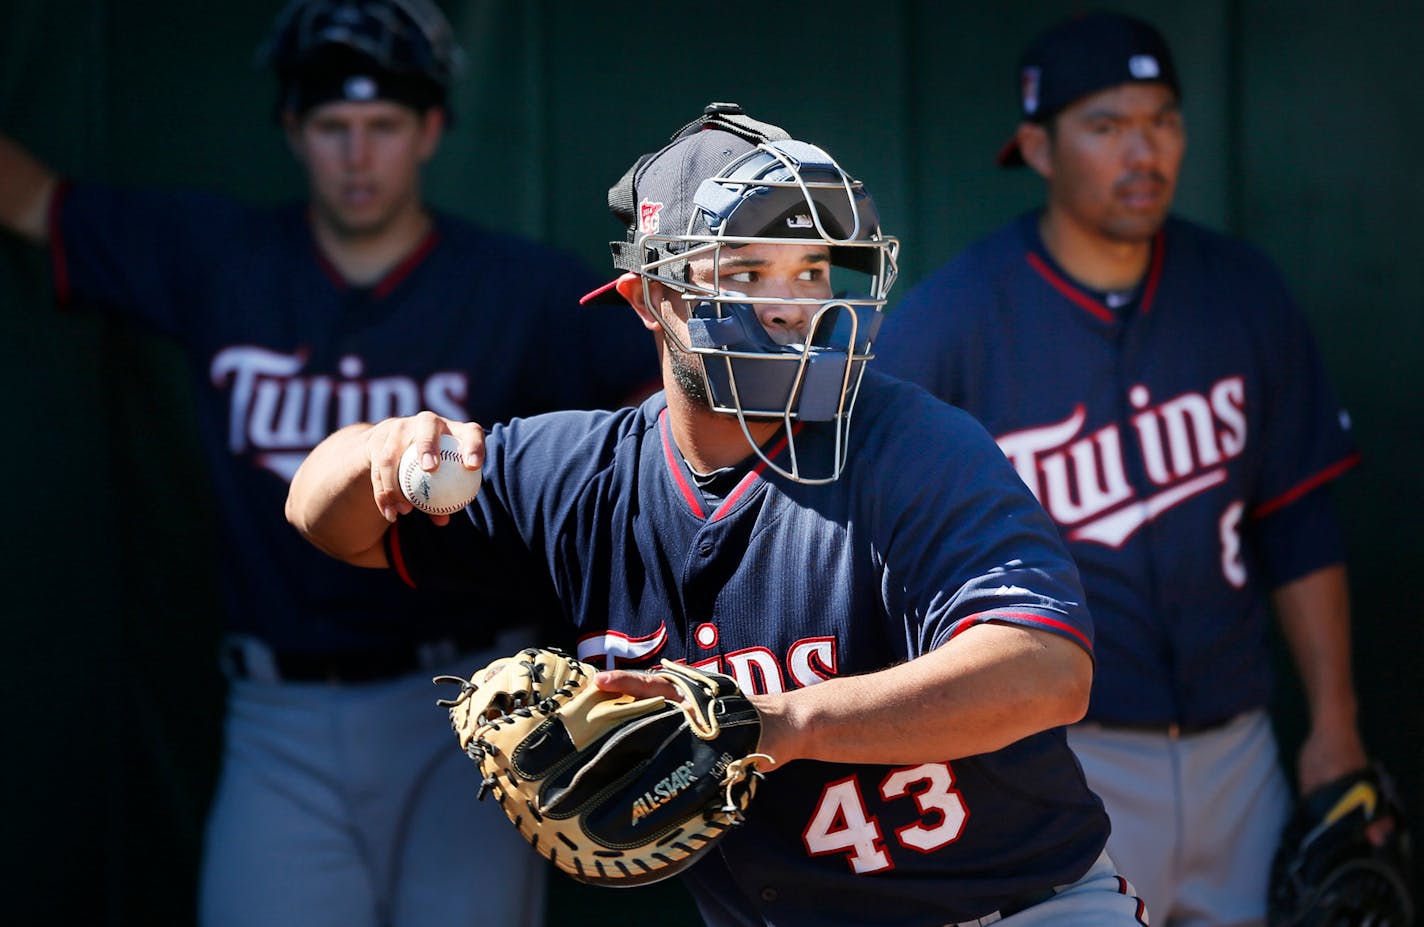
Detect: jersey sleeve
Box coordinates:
(50, 182, 247, 338)
(1251, 484, 1348, 585)
(1242, 254, 1360, 520)
(863, 381, 1093, 657)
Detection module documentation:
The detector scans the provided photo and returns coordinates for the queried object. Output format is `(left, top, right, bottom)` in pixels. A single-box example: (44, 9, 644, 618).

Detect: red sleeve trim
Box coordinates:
(1250, 452, 1361, 519)
(949, 610, 1093, 654)
(386, 523, 418, 588)
(48, 180, 73, 307)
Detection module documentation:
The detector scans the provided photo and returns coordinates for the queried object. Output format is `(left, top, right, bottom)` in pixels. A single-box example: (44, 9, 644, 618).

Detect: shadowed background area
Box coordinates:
(1, 1, 1418, 921)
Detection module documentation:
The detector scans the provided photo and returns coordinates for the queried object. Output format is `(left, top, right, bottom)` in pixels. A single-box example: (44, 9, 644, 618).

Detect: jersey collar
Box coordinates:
(309, 216, 441, 299)
(1023, 220, 1166, 324)
(657, 407, 799, 522)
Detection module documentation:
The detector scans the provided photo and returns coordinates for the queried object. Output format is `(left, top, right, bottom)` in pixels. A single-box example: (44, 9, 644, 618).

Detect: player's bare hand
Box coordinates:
(594, 669, 681, 702)
(363, 412, 485, 524)
(595, 670, 792, 773)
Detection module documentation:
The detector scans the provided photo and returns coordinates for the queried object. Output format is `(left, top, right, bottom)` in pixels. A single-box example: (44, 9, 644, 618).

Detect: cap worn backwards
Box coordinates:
(997, 10, 1181, 167)
(580, 104, 790, 305)
(259, 0, 464, 119)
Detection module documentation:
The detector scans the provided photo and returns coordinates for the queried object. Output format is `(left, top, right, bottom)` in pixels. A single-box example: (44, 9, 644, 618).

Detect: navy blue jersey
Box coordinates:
(51, 183, 658, 652)
(390, 369, 1110, 926)
(875, 212, 1358, 727)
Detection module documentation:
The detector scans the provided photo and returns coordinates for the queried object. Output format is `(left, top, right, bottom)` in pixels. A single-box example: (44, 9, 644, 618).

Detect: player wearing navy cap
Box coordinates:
(876, 11, 1377, 926)
(287, 102, 1154, 927)
(0, 2, 656, 925)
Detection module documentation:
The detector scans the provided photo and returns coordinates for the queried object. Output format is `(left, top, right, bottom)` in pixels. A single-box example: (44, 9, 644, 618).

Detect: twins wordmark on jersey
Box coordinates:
(211, 347, 468, 481)
(577, 625, 837, 694)
(999, 373, 1245, 553)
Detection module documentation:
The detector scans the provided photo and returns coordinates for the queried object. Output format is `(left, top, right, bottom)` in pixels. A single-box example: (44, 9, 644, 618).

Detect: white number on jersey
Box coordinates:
(802, 762, 968, 873)
(1219, 500, 1247, 588)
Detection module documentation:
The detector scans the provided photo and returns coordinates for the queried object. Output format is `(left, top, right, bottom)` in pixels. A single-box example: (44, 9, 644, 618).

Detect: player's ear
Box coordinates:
(416, 107, 446, 161)
(1016, 122, 1053, 179)
(615, 273, 662, 332)
(281, 110, 307, 161)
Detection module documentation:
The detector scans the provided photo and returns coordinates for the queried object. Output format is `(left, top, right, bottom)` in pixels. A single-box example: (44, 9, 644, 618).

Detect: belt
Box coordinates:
(952, 886, 1057, 926)
(220, 631, 497, 684)
(1086, 714, 1240, 738)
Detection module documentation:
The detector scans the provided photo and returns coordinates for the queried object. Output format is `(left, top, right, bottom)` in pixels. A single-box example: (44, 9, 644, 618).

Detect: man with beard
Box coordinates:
(284, 102, 1155, 926)
(875, 12, 1376, 926)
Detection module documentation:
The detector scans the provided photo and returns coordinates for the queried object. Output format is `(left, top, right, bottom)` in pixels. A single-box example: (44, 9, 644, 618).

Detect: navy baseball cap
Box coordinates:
(996, 10, 1181, 167)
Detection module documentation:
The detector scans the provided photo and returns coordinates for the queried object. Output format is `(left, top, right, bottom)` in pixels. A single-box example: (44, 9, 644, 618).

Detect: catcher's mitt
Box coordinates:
(436, 647, 767, 887)
(1269, 763, 1417, 927)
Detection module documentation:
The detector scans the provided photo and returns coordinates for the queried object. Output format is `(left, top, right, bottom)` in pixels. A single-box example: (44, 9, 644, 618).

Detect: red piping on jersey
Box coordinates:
(659, 408, 706, 518)
(48, 180, 74, 306)
(1139, 232, 1165, 313)
(657, 407, 802, 522)
(388, 524, 417, 588)
(1250, 452, 1361, 519)
(308, 216, 440, 297)
(950, 610, 1093, 653)
(710, 426, 798, 523)
(373, 228, 439, 299)
(1024, 230, 1165, 322)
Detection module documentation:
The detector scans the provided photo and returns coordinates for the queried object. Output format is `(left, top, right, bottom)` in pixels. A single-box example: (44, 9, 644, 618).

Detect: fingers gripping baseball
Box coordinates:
(364, 413, 485, 523)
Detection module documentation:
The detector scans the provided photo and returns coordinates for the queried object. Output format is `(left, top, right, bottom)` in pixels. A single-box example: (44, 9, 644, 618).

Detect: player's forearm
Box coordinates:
(286, 422, 392, 567)
(1274, 563, 1368, 789)
(1274, 563, 1358, 727)
(754, 623, 1092, 769)
(0, 135, 58, 245)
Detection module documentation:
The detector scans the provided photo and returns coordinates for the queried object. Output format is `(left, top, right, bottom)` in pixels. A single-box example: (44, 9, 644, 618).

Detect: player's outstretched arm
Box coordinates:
(599, 621, 1091, 771)
(0, 135, 59, 246)
(286, 412, 486, 567)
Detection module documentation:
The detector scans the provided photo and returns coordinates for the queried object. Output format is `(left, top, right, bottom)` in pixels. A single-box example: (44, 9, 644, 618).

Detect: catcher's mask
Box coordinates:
(587, 103, 899, 484)
(257, 0, 464, 119)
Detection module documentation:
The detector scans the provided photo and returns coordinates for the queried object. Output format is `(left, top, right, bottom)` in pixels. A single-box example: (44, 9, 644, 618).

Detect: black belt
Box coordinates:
(1088, 714, 1239, 738)
(223, 632, 497, 684)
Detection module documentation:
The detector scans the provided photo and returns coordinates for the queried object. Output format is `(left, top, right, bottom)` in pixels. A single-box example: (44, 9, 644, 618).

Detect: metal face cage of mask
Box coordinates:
(636, 140, 899, 484)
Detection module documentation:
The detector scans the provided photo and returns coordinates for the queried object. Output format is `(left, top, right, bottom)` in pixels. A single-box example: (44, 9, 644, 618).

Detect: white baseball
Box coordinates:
(398, 434, 481, 515)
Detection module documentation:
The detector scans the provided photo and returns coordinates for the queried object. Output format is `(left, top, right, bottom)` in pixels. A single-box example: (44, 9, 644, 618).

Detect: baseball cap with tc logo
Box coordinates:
(996, 10, 1181, 167)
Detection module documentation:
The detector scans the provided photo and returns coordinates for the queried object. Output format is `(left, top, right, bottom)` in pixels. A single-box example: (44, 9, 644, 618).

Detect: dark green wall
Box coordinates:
(2, 1, 1419, 921)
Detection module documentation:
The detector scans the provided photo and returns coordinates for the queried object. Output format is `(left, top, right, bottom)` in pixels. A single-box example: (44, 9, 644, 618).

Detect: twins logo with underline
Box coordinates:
(995, 375, 1251, 586)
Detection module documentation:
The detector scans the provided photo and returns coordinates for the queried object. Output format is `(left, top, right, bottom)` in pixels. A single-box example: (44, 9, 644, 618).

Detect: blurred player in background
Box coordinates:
(0, 1, 656, 925)
(284, 102, 1154, 927)
(876, 11, 1375, 925)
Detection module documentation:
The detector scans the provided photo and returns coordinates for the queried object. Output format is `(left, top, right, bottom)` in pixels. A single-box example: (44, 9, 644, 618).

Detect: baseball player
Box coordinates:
(874, 12, 1375, 926)
(0, 2, 656, 926)
(286, 102, 1153, 927)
